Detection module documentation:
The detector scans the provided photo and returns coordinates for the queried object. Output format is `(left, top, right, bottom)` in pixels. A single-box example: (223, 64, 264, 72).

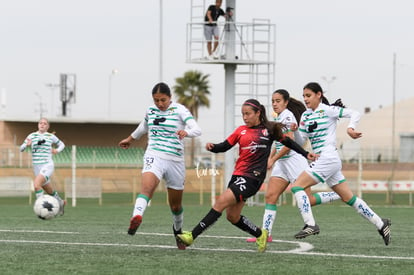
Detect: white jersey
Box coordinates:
(274, 109, 301, 160)
(20, 132, 65, 165)
(131, 102, 201, 161)
(298, 103, 360, 154)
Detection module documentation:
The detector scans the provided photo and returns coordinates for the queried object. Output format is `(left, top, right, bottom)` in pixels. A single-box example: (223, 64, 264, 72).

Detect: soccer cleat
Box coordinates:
(246, 235, 273, 243)
(58, 199, 66, 216)
(294, 224, 320, 239)
(176, 231, 194, 247)
(173, 226, 186, 250)
(378, 218, 391, 246)
(128, 215, 142, 236)
(256, 229, 268, 252)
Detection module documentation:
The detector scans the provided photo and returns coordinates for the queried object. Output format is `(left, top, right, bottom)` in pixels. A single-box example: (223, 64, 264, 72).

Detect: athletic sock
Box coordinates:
(347, 196, 384, 229)
(292, 186, 316, 226)
(313, 191, 341, 205)
(191, 208, 222, 239)
(263, 203, 277, 235)
(35, 189, 44, 199)
(51, 190, 62, 201)
(172, 207, 184, 232)
(233, 215, 262, 238)
(132, 194, 150, 217)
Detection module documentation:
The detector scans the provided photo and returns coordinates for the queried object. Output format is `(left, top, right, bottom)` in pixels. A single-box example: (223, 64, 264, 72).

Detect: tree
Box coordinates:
(173, 70, 211, 165)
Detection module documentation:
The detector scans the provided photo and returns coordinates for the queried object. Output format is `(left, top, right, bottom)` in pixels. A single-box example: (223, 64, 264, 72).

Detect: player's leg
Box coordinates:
(38, 163, 65, 215)
(32, 165, 45, 198)
(177, 176, 246, 247)
(262, 177, 288, 239)
(176, 197, 226, 247)
(293, 152, 343, 238)
(183, 187, 236, 242)
(128, 154, 162, 235)
(308, 188, 341, 206)
(310, 191, 341, 205)
(331, 181, 391, 245)
(226, 176, 268, 252)
(33, 174, 45, 199)
(291, 172, 320, 238)
(246, 176, 288, 243)
(168, 188, 186, 249)
(128, 171, 159, 235)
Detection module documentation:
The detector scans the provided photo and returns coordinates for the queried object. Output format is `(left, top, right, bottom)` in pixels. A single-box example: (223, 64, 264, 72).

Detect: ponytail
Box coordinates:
(304, 82, 346, 108)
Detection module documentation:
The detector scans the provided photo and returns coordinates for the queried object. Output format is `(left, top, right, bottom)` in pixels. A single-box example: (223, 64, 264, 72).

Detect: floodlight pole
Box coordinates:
(108, 69, 118, 119)
(388, 52, 397, 204)
(159, 0, 163, 82)
(223, 0, 236, 189)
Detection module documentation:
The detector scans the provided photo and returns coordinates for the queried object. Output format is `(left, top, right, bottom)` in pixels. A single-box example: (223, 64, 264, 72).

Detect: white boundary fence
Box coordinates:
(248, 180, 414, 207)
(64, 177, 102, 206)
(0, 176, 33, 204)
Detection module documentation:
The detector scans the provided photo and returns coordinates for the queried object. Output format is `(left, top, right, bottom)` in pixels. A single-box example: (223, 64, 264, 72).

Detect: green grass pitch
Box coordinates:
(0, 193, 413, 275)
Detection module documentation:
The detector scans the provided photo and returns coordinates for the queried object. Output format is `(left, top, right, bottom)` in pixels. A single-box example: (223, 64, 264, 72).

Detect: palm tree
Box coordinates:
(173, 70, 211, 165)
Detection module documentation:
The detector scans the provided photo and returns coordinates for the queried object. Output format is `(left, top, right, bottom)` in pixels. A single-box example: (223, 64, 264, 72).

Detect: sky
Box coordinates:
(1, 0, 413, 145)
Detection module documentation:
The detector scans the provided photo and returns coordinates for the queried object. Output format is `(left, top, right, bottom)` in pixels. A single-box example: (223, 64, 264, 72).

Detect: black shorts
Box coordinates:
(228, 175, 263, 202)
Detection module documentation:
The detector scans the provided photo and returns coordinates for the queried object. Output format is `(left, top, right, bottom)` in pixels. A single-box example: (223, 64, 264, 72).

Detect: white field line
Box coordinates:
(0, 230, 412, 261)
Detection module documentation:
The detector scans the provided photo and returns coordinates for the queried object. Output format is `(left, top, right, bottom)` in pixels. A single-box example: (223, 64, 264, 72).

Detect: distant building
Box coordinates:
(336, 97, 414, 162)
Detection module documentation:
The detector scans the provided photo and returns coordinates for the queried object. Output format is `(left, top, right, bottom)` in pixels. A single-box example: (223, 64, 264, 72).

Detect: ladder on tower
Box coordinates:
(188, 0, 208, 60)
(234, 18, 275, 125)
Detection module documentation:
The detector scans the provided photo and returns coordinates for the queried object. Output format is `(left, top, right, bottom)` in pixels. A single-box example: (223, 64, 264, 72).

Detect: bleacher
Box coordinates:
(53, 146, 145, 167)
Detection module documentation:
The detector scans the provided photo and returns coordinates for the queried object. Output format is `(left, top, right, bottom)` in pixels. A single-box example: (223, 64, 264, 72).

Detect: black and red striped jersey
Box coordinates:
(226, 124, 274, 181)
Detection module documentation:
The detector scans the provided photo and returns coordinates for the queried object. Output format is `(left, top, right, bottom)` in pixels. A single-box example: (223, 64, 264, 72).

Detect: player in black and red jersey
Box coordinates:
(177, 99, 316, 252)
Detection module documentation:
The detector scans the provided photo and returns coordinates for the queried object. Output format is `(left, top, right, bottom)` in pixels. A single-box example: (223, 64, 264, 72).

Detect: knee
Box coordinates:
(264, 192, 278, 204)
(34, 177, 45, 188)
(226, 212, 239, 224)
(170, 204, 182, 213)
(308, 195, 316, 206)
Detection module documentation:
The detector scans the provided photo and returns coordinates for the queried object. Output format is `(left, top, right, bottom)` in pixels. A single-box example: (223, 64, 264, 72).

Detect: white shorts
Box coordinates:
(271, 153, 309, 183)
(33, 162, 55, 185)
(142, 153, 185, 190)
(204, 25, 220, 41)
(305, 150, 345, 188)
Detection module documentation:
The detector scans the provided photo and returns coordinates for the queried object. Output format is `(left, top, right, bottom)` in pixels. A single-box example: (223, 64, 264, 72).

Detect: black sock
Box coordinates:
(192, 208, 222, 239)
(232, 215, 262, 237)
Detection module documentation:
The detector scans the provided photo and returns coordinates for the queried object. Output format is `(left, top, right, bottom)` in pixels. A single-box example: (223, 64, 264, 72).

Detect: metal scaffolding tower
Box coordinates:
(187, 0, 276, 186)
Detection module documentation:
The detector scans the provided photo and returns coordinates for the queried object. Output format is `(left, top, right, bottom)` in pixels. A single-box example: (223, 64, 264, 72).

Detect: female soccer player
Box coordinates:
(246, 89, 340, 243)
(177, 99, 316, 252)
(20, 117, 66, 215)
(291, 82, 391, 245)
(119, 82, 201, 250)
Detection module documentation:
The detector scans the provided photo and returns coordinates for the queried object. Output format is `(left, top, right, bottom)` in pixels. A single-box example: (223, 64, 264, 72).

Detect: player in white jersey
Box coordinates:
(20, 117, 66, 215)
(119, 82, 201, 249)
(291, 82, 391, 245)
(246, 89, 340, 243)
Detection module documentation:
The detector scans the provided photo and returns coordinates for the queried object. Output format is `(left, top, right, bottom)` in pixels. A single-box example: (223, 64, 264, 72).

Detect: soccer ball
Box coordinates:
(33, 194, 60, 220)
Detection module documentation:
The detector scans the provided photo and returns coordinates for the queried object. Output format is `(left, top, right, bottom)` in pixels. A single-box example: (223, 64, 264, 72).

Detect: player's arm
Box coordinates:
(267, 147, 277, 169)
(206, 140, 232, 153)
(119, 120, 148, 149)
(342, 108, 362, 139)
(52, 136, 65, 154)
(271, 130, 293, 163)
(182, 118, 202, 138)
(20, 135, 32, 152)
(278, 135, 316, 161)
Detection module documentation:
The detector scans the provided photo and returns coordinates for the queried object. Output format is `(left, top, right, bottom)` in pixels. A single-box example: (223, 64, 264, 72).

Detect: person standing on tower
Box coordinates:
(204, 0, 227, 59)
